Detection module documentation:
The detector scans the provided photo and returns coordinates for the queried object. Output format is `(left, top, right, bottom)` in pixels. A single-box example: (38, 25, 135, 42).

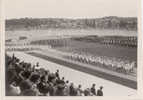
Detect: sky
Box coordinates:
(5, 0, 138, 19)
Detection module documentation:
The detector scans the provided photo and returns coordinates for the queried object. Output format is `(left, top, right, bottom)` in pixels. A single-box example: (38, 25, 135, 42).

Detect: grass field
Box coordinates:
(6, 29, 137, 63)
(55, 40, 137, 62)
(6, 29, 137, 62)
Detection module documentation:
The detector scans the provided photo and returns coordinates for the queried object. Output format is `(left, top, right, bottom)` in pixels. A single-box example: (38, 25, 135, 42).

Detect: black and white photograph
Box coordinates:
(2, 0, 141, 97)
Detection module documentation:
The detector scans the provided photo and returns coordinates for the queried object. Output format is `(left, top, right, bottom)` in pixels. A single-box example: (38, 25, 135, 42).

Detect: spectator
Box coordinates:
(69, 83, 77, 96)
(97, 86, 103, 96)
(77, 84, 83, 96)
(90, 84, 96, 96)
(55, 69, 60, 79)
(84, 88, 91, 96)
(37, 76, 49, 96)
(48, 82, 55, 96)
(19, 79, 32, 95)
(61, 77, 65, 84)
(55, 84, 65, 96)
(6, 81, 21, 96)
(19, 66, 32, 80)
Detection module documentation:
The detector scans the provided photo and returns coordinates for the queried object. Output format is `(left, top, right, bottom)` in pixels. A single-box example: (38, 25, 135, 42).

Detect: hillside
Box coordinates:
(6, 16, 137, 31)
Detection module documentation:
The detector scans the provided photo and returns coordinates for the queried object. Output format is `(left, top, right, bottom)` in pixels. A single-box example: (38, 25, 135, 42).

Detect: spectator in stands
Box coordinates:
(48, 82, 55, 96)
(45, 70, 50, 82)
(69, 83, 77, 96)
(61, 77, 65, 84)
(63, 81, 70, 96)
(6, 54, 107, 96)
(6, 81, 21, 96)
(84, 88, 91, 96)
(37, 75, 49, 96)
(55, 69, 60, 79)
(77, 84, 83, 96)
(90, 83, 96, 96)
(19, 79, 34, 96)
(97, 86, 103, 96)
(55, 83, 65, 96)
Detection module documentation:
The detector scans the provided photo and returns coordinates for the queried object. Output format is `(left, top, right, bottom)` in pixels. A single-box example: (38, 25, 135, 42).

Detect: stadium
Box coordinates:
(5, 25, 137, 96)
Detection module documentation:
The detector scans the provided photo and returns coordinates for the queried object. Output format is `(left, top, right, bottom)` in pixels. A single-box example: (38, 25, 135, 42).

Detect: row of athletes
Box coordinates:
(67, 53, 136, 73)
(101, 39, 137, 47)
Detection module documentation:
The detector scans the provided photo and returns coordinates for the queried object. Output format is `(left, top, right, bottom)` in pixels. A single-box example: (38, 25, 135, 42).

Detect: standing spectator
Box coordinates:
(55, 69, 60, 79)
(90, 84, 96, 96)
(69, 83, 77, 96)
(63, 80, 70, 96)
(48, 82, 55, 96)
(61, 77, 65, 84)
(97, 86, 103, 96)
(45, 70, 50, 82)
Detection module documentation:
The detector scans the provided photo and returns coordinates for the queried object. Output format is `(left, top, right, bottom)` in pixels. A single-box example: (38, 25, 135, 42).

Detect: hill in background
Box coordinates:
(6, 16, 137, 31)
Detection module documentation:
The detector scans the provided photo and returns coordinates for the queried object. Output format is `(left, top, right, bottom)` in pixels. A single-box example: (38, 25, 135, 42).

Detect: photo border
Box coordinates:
(0, 0, 143, 100)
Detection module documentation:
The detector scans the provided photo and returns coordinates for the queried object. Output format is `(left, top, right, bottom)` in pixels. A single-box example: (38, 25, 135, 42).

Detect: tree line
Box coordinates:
(5, 16, 137, 31)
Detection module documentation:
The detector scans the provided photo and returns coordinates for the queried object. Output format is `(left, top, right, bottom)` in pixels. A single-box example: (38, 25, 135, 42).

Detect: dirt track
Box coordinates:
(28, 52, 137, 89)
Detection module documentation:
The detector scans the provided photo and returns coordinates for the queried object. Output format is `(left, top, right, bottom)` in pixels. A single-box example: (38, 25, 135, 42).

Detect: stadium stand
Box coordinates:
(5, 53, 103, 96)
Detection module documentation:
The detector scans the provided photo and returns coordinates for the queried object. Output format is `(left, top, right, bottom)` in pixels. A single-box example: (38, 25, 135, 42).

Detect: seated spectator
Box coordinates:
(77, 84, 83, 96)
(48, 73, 56, 83)
(37, 76, 49, 96)
(19, 66, 32, 80)
(29, 74, 40, 85)
(84, 88, 91, 96)
(21, 74, 41, 96)
(97, 86, 103, 96)
(55, 84, 65, 96)
(6, 82, 21, 96)
(19, 79, 33, 95)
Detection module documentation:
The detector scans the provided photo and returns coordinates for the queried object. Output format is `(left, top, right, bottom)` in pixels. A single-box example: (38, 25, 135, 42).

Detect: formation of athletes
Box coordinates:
(66, 52, 136, 75)
(5, 35, 137, 75)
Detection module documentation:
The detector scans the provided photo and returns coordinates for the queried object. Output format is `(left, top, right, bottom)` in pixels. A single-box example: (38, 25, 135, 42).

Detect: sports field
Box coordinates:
(55, 39, 137, 61)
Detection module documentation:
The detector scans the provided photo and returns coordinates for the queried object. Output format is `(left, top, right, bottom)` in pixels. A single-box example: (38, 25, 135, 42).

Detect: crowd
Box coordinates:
(6, 53, 104, 96)
(65, 52, 136, 74)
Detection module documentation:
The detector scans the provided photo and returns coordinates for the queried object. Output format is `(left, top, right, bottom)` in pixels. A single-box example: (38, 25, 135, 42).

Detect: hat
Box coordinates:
(100, 86, 103, 89)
